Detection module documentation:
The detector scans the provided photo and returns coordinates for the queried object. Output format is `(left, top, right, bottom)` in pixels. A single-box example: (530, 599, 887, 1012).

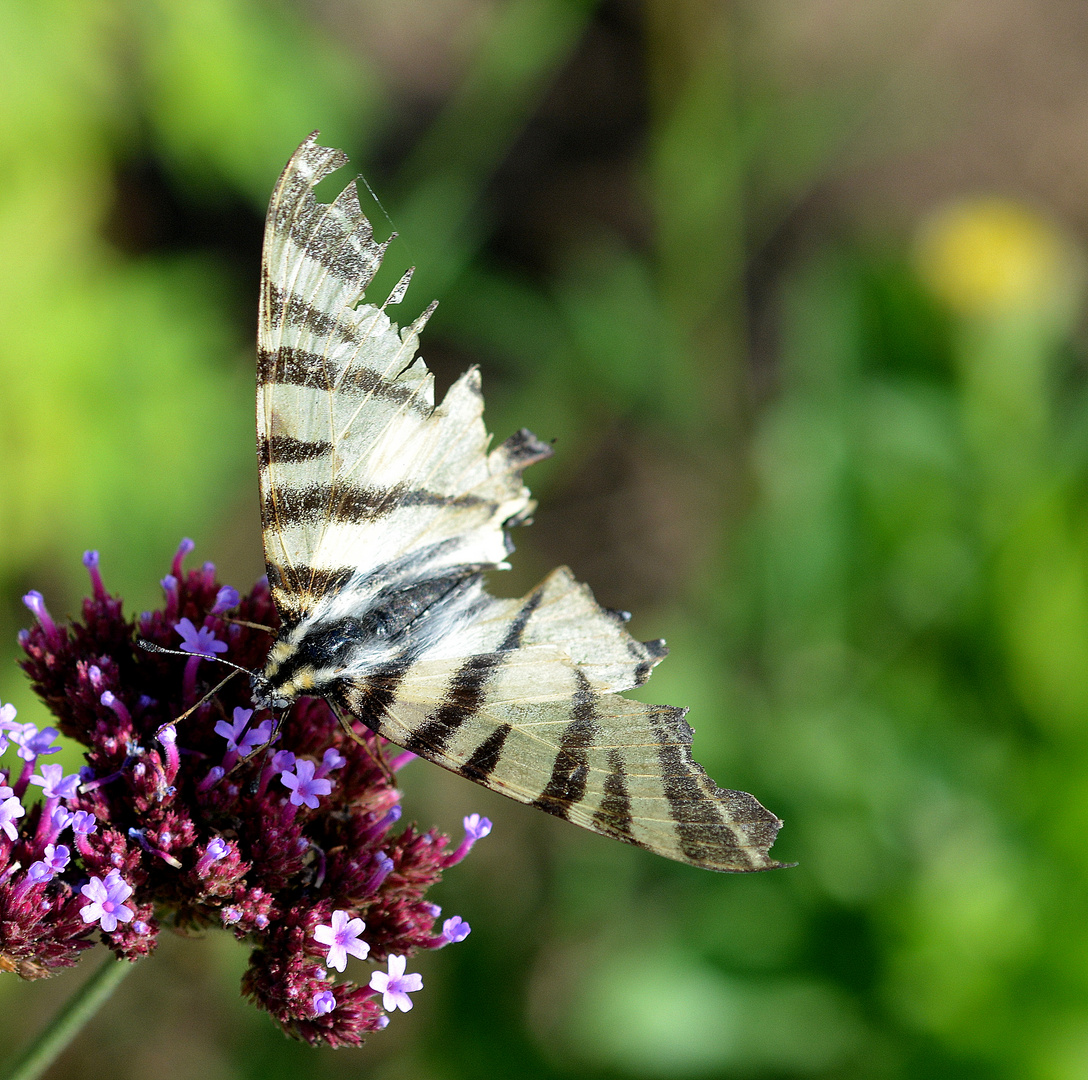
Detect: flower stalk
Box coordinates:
(1, 954, 131, 1080)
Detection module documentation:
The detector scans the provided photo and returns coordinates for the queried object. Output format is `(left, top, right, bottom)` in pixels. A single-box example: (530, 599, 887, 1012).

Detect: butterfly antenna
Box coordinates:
(137, 639, 269, 737)
(137, 639, 260, 680)
(154, 669, 241, 739)
(221, 616, 276, 633)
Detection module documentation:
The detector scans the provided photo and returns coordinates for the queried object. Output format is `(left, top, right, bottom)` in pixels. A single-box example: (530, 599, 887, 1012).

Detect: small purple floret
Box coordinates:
(369, 955, 423, 1013)
(176, 618, 228, 656)
(216, 707, 252, 752)
(196, 836, 232, 876)
(22, 591, 56, 636)
(271, 750, 296, 773)
(79, 869, 134, 932)
(365, 851, 395, 894)
(12, 724, 61, 763)
(211, 586, 240, 614)
(172, 537, 195, 577)
(50, 806, 73, 834)
(82, 550, 106, 599)
(206, 837, 229, 860)
(444, 813, 493, 865)
(280, 759, 333, 810)
(0, 792, 25, 840)
(216, 708, 274, 758)
(314, 909, 370, 971)
(27, 844, 70, 884)
(198, 765, 225, 792)
(463, 814, 492, 841)
(70, 811, 98, 836)
(318, 747, 346, 776)
(313, 990, 336, 1015)
(29, 763, 80, 801)
(100, 692, 132, 725)
(442, 916, 471, 944)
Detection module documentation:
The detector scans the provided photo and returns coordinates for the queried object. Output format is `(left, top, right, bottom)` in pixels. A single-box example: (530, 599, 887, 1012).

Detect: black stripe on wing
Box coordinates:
(592, 748, 637, 844)
(257, 345, 432, 412)
(261, 482, 491, 527)
(258, 435, 333, 469)
(265, 562, 356, 622)
(402, 653, 507, 757)
(649, 708, 778, 871)
(460, 723, 512, 784)
(399, 585, 545, 756)
(265, 283, 366, 347)
(532, 672, 599, 818)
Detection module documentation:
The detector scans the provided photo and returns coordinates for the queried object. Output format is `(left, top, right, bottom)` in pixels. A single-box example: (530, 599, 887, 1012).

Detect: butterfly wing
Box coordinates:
(259, 134, 785, 872)
(258, 133, 549, 626)
(337, 568, 786, 872)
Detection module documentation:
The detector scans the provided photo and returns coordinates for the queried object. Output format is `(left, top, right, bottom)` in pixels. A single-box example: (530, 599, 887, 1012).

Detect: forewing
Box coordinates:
(339, 568, 785, 872)
(257, 133, 551, 624)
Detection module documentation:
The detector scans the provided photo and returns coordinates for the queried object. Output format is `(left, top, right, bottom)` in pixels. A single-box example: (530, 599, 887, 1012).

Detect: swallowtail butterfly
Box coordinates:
(250, 133, 785, 872)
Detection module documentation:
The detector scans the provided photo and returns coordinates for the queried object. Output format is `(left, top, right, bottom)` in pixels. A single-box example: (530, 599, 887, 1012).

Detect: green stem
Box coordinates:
(2, 956, 134, 1080)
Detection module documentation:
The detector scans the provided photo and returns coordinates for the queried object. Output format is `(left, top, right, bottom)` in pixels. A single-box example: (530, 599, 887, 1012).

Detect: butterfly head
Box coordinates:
(249, 672, 293, 713)
(252, 627, 335, 712)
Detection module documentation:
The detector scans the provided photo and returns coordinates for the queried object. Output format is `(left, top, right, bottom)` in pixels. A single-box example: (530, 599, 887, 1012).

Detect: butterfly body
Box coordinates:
(254, 134, 788, 872)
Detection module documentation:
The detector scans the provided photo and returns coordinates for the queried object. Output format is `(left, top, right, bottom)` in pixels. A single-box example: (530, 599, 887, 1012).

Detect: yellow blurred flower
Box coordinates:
(915, 197, 1083, 319)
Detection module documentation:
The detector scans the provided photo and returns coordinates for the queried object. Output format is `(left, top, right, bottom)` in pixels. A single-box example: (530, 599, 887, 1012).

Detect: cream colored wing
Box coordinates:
(257, 134, 550, 624)
(337, 568, 786, 872)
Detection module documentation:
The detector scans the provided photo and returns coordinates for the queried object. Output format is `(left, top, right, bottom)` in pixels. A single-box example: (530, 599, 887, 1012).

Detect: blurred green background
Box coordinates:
(4, 0, 1088, 1076)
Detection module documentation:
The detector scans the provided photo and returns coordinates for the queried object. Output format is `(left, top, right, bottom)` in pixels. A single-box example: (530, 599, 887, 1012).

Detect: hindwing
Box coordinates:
(335, 568, 785, 872)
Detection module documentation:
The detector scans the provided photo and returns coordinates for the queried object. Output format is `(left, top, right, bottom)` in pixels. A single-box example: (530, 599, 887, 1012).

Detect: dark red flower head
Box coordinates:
(7, 541, 485, 1046)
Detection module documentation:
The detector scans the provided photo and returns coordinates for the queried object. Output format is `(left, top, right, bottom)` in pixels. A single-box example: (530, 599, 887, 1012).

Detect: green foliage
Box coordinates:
(3, 2, 1088, 1079)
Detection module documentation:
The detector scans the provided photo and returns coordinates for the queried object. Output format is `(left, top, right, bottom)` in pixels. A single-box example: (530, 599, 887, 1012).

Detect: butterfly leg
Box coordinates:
(330, 704, 396, 785)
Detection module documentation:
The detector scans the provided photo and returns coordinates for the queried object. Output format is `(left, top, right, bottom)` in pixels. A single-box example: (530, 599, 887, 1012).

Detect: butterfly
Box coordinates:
(250, 133, 786, 872)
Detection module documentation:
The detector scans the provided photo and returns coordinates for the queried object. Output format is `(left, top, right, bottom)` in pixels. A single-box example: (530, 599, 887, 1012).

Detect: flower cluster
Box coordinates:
(8, 541, 490, 1046)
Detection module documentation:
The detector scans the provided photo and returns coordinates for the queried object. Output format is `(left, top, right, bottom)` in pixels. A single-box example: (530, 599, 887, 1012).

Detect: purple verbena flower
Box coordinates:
(369, 955, 423, 1013)
(70, 811, 97, 835)
(0, 703, 17, 756)
(463, 813, 492, 841)
(79, 869, 134, 932)
(444, 813, 494, 866)
(280, 759, 333, 809)
(29, 763, 80, 801)
(12, 725, 61, 762)
(82, 550, 106, 600)
(210, 586, 240, 615)
(50, 806, 73, 835)
(271, 750, 296, 772)
(313, 990, 337, 1015)
(317, 747, 346, 776)
(442, 916, 471, 944)
(314, 910, 370, 972)
(28, 844, 70, 884)
(172, 537, 195, 576)
(175, 618, 228, 656)
(364, 851, 395, 894)
(0, 791, 25, 840)
(22, 591, 56, 637)
(215, 707, 271, 756)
